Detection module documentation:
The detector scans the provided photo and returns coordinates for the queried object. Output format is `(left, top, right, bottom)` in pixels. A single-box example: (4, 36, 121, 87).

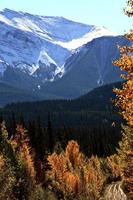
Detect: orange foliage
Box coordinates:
(66, 140, 84, 169)
(107, 154, 122, 178)
(124, 0, 133, 17)
(11, 125, 36, 180)
(0, 154, 5, 169)
(113, 33, 133, 127)
(113, 4, 133, 196)
(21, 143, 36, 179)
(47, 140, 105, 199)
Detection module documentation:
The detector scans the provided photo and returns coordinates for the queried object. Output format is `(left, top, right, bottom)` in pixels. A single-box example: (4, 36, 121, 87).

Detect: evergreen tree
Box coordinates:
(10, 125, 36, 199)
(47, 113, 54, 153)
(0, 153, 16, 199)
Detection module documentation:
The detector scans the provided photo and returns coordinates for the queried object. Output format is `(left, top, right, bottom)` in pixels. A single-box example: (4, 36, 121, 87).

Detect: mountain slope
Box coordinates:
(0, 33, 128, 104)
(0, 82, 43, 107)
(2, 82, 123, 126)
(0, 8, 115, 83)
(40, 36, 129, 98)
(5, 81, 122, 111)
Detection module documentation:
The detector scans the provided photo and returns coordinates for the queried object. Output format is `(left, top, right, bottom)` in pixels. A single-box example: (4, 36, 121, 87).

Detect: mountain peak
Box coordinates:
(0, 8, 117, 84)
(0, 8, 115, 39)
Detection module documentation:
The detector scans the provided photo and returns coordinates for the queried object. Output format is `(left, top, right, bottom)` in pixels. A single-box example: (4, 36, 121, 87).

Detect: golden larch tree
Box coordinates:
(113, 0, 133, 197)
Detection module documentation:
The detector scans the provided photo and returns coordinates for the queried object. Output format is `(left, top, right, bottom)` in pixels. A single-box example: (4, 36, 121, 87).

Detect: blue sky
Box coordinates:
(0, 0, 132, 34)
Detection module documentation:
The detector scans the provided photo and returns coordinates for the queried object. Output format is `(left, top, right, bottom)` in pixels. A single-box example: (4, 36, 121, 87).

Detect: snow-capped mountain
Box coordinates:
(0, 8, 116, 81)
(0, 8, 129, 107)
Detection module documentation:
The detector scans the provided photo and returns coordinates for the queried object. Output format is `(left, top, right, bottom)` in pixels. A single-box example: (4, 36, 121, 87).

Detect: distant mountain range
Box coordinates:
(0, 9, 129, 106)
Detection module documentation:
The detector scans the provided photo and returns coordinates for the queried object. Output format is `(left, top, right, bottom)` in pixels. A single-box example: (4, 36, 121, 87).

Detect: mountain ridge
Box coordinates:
(0, 9, 128, 106)
(0, 8, 116, 79)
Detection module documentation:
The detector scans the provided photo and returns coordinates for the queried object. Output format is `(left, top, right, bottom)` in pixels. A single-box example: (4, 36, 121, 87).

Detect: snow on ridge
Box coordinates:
(0, 60, 7, 76)
(0, 9, 117, 50)
(30, 64, 39, 75)
(0, 59, 5, 63)
(13, 17, 43, 32)
(0, 14, 13, 26)
(54, 26, 117, 50)
(0, 9, 45, 35)
(37, 49, 57, 67)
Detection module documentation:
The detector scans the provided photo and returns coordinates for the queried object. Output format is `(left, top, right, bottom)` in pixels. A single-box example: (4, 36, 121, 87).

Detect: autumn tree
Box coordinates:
(10, 125, 36, 199)
(47, 140, 105, 200)
(0, 153, 16, 199)
(0, 122, 16, 199)
(113, 0, 133, 197)
(0, 122, 51, 200)
(124, 0, 133, 16)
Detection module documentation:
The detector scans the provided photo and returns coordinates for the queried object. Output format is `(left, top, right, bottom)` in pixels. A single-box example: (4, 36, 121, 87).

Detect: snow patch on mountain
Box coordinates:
(13, 18, 40, 32)
(0, 14, 12, 26)
(0, 59, 8, 76)
(37, 49, 57, 67)
(54, 27, 117, 50)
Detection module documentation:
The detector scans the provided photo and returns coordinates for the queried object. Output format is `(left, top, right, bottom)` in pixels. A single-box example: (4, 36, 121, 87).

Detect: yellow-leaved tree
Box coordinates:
(47, 140, 105, 200)
(113, 0, 133, 197)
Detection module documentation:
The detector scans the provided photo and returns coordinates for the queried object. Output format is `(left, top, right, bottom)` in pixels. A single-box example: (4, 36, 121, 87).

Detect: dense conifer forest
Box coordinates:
(0, 82, 123, 158)
(0, 82, 123, 127)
